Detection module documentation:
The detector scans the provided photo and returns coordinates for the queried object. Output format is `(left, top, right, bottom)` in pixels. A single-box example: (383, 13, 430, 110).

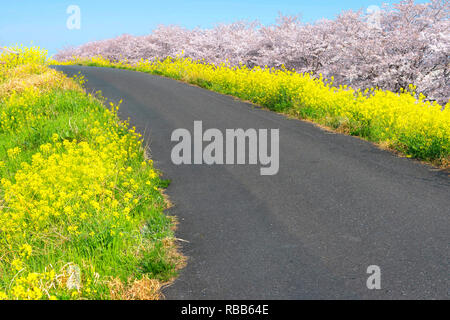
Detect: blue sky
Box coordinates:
(1, 0, 426, 56)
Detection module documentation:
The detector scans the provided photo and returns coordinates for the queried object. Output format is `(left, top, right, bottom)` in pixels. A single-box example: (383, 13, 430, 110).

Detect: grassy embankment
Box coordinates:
(55, 55, 450, 169)
(0, 47, 182, 300)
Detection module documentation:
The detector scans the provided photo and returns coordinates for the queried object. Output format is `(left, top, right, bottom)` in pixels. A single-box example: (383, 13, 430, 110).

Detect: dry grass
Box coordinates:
(108, 276, 163, 300)
(106, 235, 186, 300)
(0, 64, 81, 98)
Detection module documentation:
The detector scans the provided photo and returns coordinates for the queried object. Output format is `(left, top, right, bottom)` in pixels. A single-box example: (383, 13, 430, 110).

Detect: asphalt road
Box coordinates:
(53, 65, 449, 299)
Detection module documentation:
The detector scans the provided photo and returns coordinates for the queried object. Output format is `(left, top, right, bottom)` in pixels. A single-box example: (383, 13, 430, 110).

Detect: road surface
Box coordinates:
(53, 65, 449, 299)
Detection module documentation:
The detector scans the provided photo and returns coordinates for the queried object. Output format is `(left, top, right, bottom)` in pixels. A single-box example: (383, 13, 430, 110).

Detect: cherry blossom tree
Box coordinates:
(55, 0, 450, 104)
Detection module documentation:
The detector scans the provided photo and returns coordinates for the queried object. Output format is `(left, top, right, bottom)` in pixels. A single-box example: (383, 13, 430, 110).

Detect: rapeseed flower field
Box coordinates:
(0, 47, 181, 300)
(55, 55, 450, 168)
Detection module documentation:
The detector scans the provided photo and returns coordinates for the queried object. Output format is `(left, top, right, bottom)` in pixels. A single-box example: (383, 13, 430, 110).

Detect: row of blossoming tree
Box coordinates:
(55, 0, 449, 105)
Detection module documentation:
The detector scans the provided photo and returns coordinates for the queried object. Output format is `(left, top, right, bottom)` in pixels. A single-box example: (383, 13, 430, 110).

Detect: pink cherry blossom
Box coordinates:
(55, 0, 450, 105)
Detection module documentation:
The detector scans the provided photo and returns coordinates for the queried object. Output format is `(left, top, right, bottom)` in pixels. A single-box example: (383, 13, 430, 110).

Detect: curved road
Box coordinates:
(54, 66, 449, 299)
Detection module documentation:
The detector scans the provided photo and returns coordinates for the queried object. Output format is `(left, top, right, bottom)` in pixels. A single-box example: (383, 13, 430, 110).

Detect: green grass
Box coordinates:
(0, 52, 181, 300)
